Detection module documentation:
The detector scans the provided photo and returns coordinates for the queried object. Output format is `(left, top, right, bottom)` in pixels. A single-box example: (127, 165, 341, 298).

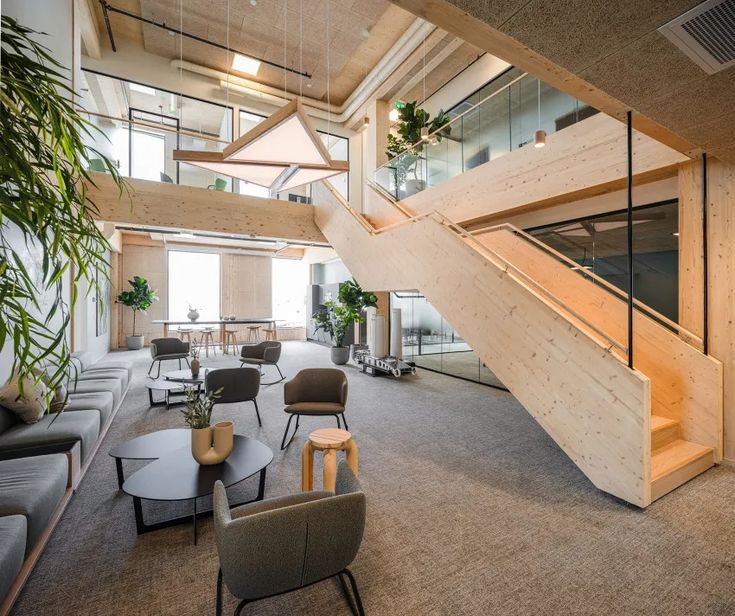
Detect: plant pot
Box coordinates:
(191, 421, 233, 465)
(331, 346, 350, 365)
(404, 179, 426, 197)
(190, 358, 200, 378)
(126, 335, 144, 350)
(187, 309, 200, 322)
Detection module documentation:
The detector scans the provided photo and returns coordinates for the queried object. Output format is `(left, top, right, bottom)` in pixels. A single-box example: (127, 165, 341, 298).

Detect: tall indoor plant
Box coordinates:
(386, 101, 451, 197)
(313, 300, 357, 365)
(1, 16, 126, 395)
(116, 276, 157, 350)
(339, 278, 378, 355)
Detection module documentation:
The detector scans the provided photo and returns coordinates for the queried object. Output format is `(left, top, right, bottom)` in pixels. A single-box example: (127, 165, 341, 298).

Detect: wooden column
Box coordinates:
(375, 291, 391, 355)
(707, 160, 735, 462)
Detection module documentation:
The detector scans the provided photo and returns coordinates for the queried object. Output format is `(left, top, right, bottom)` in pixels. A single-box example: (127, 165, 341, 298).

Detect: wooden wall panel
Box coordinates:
(120, 241, 167, 344)
(314, 182, 651, 506)
(678, 160, 705, 339)
(400, 114, 688, 226)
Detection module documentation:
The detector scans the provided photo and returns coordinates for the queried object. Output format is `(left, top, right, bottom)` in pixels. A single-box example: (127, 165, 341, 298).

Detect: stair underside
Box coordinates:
(651, 437, 714, 501)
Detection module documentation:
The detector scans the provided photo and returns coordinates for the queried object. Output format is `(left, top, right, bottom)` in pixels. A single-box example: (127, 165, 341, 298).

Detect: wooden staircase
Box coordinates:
(651, 415, 715, 500)
(312, 181, 723, 507)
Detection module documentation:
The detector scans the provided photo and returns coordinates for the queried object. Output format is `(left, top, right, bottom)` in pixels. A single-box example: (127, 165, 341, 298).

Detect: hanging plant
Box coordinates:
(0, 16, 127, 396)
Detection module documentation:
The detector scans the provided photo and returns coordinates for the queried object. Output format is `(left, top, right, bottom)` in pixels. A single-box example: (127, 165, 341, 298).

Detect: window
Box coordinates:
(272, 258, 308, 327)
(168, 251, 221, 322)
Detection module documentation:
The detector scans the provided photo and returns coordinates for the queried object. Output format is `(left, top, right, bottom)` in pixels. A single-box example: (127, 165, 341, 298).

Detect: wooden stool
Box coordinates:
(263, 327, 277, 341)
(201, 328, 217, 358)
(301, 428, 358, 492)
(177, 328, 193, 343)
(247, 326, 261, 342)
(223, 329, 238, 355)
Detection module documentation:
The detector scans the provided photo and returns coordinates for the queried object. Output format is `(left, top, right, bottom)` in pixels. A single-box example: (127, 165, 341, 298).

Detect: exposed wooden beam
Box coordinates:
(85, 173, 327, 244)
(79, 0, 102, 60)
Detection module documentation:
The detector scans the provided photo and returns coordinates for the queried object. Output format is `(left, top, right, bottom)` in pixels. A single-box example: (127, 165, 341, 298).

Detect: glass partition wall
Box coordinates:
(376, 69, 597, 200)
(391, 292, 506, 389)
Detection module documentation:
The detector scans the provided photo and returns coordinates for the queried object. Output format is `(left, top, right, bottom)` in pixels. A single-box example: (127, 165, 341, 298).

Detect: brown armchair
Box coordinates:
(148, 337, 190, 378)
(281, 368, 348, 449)
(239, 341, 284, 385)
(206, 367, 262, 426)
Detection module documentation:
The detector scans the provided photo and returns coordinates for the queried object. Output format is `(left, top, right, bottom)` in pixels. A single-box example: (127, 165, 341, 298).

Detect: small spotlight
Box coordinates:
(362, 116, 370, 129)
(420, 126, 429, 141)
(534, 129, 546, 148)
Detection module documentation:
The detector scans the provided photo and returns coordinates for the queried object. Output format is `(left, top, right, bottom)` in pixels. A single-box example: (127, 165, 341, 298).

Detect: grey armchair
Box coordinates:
(281, 368, 348, 449)
(148, 337, 190, 378)
(206, 367, 262, 426)
(239, 341, 284, 385)
(213, 461, 366, 616)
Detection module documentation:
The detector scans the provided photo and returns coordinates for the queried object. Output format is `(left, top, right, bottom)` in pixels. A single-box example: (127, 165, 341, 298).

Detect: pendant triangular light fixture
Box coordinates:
(173, 99, 348, 192)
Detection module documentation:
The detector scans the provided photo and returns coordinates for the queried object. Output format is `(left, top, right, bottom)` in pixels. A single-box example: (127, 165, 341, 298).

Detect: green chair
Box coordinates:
(87, 158, 107, 172)
(208, 177, 228, 191)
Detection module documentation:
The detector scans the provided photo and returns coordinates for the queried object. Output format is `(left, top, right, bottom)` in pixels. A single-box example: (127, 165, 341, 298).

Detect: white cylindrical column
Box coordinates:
(372, 315, 386, 358)
(390, 308, 403, 359)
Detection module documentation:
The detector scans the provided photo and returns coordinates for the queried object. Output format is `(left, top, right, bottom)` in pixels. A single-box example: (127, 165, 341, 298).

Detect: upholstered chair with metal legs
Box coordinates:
(213, 461, 366, 616)
(281, 368, 348, 449)
(239, 341, 284, 385)
(206, 367, 262, 426)
(148, 338, 190, 378)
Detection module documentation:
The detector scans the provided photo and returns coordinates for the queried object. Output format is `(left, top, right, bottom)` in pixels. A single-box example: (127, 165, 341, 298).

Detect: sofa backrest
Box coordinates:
(0, 405, 19, 435)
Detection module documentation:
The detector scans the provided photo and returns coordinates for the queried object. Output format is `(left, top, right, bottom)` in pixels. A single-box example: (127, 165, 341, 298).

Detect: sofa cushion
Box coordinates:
(70, 351, 94, 372)
(75, 368, 129, 393)
(0, 515, 26, 601)
(66, 391, 115, 426)
(69, 378, 121, 409)
(0, 377, 48, 424)
(0, 454, 67, 555)
(86, 359, 133, 381)
(0, 410, 100, 463)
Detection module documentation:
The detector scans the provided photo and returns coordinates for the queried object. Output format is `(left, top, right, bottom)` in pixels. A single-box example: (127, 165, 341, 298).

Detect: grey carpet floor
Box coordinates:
(11, 341, 735, 616)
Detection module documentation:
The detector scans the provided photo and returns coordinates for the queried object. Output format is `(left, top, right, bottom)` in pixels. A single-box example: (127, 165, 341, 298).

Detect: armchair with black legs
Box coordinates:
(206, 367, 262, 427)
(240, 341, 285, 385)
(148, 338, 190, 378)
(213, 461, 366, 616)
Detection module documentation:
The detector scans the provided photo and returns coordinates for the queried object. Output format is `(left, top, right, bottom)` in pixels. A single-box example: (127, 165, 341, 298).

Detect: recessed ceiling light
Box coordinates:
(672, 231, 680, 236)
(250, 0, 257, 5)
(361, 28, 370, 38)
(177, 231, 196, 239)
(389, 108, 399, 122)
(232, 53, 261, 76)
(306, 83, 312, 88)
(130, 83, 156, 96)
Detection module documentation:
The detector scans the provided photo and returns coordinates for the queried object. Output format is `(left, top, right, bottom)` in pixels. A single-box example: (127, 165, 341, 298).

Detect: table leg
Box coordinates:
(345, 438, 359, 476)
(323, 449, 337, 492)
(256, 468, 267, 500)
(301, 441, 314, 491)
(221, 325, 226, 354)
(163, 323, 169, 338)
(272, 321, 278, 340)
(148, 387, 154, 407)
(115, 458, 125, 489)
(193, 498, 198, 545)
(133, 497, 146, 535)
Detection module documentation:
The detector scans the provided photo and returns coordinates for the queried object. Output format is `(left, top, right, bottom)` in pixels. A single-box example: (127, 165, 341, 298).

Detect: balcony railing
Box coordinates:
(374, 72, 597, 200)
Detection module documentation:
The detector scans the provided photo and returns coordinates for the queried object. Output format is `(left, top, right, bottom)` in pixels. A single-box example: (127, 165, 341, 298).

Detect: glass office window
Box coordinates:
(168, 251, 221, 322)
(528, 201, 679, 322)
(272, 258, 309, 327)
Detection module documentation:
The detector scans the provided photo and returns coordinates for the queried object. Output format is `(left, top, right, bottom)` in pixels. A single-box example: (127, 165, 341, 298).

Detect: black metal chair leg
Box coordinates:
(234, 599, 248, 616)
(342, 413, 349, 431)
(185, 357, 191, 368)
(216, 569, 223, 616)
(343, 569, 365, 616)
(275, 364, 285, 381)
(178, 358, 182, 369)
(336, 414, 342, 429)
(280, 414, 296, 450)
(338, 572, 359, 616)
(147, 361, 155, 376)
(253, 399, 262, 427)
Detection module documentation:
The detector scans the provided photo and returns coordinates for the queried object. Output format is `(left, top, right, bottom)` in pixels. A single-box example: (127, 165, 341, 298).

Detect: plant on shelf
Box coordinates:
(312, 299, 357, 365)
(385, 101, 451, 196)
(115, 276, 157, 350)
(1, 16, 127, 396)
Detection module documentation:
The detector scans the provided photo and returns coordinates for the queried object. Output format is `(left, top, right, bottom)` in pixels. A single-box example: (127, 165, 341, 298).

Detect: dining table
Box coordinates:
(152, 318, 279, 348)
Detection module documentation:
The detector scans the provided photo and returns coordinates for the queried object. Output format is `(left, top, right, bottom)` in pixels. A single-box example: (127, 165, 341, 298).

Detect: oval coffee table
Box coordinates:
(115, 431, 273, 544)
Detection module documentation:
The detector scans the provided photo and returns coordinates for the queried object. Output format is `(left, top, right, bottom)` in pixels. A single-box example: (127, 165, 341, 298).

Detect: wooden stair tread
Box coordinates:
(651, 439, 713, 480)
(650, 415, 678, 431)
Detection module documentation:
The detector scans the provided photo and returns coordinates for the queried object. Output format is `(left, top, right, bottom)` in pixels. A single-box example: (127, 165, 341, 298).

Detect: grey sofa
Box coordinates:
(148, 338, 190, 378)
(72, 350, 133, 382)
(0, 454, 69, 609)
(213, 461, 366, 616)
(240, 341, 285, 384)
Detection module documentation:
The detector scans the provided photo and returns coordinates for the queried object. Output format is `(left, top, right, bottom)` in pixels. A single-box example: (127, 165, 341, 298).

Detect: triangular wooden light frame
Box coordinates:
(173, 99, 348, 191)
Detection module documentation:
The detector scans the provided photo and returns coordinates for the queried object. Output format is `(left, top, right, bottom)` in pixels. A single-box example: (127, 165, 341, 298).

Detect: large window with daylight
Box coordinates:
(130, 130, 165, 182)
(168, 251, 221, 322)
(272, 258, 308, 327)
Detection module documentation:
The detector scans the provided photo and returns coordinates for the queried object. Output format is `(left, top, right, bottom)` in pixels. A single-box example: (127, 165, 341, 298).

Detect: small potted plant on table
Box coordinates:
(181, 386, 232, 465)
(116, 275, 157, 350)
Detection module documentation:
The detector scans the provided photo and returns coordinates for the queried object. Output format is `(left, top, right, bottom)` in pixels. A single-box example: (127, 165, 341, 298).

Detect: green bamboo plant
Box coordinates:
(0, 16, 126, 395)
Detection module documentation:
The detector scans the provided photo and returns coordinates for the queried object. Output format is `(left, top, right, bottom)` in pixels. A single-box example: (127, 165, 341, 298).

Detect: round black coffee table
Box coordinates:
(164, 368, 210, 384)
(113, 430, 273, 544)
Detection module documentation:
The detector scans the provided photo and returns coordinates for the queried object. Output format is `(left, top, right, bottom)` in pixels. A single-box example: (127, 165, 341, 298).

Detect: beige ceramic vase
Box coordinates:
(190, 421, 234, 465)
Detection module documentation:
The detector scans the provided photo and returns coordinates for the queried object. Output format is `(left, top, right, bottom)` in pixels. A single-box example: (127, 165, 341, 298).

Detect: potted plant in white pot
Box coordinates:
(181, 386, 232, 465)
(312, 300, 356, 365)
(338, 278, 378, 359)
(116, 275, 157, 350)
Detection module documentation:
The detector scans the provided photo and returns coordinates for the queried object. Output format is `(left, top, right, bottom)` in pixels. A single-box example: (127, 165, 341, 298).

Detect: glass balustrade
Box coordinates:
(375, 73, 596, 200)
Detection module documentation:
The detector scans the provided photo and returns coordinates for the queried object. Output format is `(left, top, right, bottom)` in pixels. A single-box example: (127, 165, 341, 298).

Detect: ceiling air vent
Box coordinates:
(658, 0, 735, 74)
